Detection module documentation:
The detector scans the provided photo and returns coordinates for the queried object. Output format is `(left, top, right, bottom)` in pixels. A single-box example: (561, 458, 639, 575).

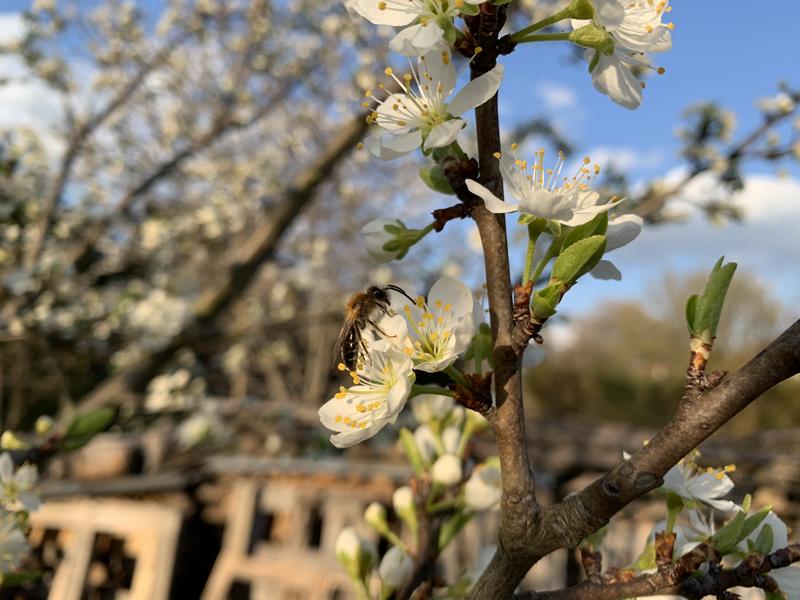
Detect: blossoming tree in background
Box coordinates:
(323, 1, 800, 598)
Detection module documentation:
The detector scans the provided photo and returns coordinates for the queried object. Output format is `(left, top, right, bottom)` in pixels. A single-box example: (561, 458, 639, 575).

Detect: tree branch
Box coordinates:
(466, 5, 539, 599)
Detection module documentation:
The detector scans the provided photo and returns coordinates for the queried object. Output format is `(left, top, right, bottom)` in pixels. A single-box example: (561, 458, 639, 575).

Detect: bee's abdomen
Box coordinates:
(341, 328, 360, 370)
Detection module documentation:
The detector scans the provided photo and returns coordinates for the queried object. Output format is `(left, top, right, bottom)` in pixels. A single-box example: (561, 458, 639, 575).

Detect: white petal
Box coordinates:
(517, 189, 575, 221)
(424, 119, 464, 150)
(606, 214, 643, 252)
(348, 0, 417, 26)
(447, 63, 504, 116)
(562, 202, 616, 226)
(365, 130, 422, 160)
(389, 23, 444, 56)
(465, 179, 519, 213)
(591, 52, 643, 110)
(419, 49, 457, 97)
(0, 454, 12, 484)
(330, 421, 388, 448)
(590, 260, 622, 280)
(771, 567, 800, 598)
(593, 0, 625, 27)
(376, 93, 420, 132)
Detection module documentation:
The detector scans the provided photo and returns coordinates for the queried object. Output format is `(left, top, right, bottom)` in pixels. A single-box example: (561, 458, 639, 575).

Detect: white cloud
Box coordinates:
(586, 145, 666, 172)
(610, 173, 800, 300)
(534, 81, 578, 111)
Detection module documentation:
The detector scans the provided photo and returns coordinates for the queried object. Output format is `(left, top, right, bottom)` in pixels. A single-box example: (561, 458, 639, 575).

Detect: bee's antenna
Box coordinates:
(385, 284, 416, 304)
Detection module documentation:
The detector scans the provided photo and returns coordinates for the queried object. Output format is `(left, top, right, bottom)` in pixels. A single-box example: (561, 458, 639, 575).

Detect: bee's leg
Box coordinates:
(357, 333, 370, 367)
(367, 319, 395, 339)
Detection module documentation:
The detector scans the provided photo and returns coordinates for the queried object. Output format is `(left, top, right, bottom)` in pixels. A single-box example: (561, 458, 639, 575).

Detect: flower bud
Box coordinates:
(567, 0, 594, 19)
(0, 431, 28, 450)
(392, 486, 414, 513)
(432, 454, 462, 486)
(379, 546, 414, 590)
(569, 24, 614, 54)
(34, 415, 55, 435)
(335, 527, 376, 582)
(411, 394, 454, 424)
(413, 425, 437, 464)
(442, 426, 460, 455)
(465, 461, 502, 511)
(447, 405, 465, 428)
(364, 502, 388, 531)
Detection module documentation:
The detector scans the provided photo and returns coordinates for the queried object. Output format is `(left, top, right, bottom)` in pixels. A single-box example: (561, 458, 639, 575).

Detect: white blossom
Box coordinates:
(346, 0, 482, 56)
(319, 315, 413, 447)
(573, 0, 673, 109)
(393, 485, 414, 513)
(413, 424, 438, 463)
(589, 213, 643, 281)
(466, 148, 621, 226)
(364, 50, 503, 160)
(660, 455, 738, 513)
(0, 518, 29, 573)
(390, 277, 477, 372)
(0, 453, 40, 513)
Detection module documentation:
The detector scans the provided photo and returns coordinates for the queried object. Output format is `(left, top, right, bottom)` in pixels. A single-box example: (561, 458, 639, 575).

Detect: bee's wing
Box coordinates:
(331, 307, 361, 369)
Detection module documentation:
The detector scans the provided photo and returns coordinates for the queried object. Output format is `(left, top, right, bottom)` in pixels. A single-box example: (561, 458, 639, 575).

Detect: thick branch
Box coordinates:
(466, 5, 538, 599)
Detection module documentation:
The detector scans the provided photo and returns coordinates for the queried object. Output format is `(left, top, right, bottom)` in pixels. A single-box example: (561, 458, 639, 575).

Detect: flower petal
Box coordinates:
(590, 52, 643, 110)
(424, 119, 464, 150)
(593, 0, 625, 27)
(375, 93, 419, 132)
(389, 23, 444, 56)
(465, 179, 519, 213)
(347, 0, 417, 26)
(590, 260, 622, 280)
(365, 130, 422, 160)
(446, 63, 504, 116)
(517, 189, 575, 221)
(606, 214, 643, 252)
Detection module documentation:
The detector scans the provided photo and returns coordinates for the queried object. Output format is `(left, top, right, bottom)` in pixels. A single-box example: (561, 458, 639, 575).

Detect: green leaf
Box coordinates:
(551, 235, 606, 285)
(685, 294, 698, 331)
(738, 506, 772, 543)
(0, 570, 43, 586)
(419, 164, 455, 195)
(64, 407, 116, 450)
(561, 212, 608, 252)
(461, 2, 481, 14)
(765, 591, 785, 600)
(687, 257, 737, 339)
(632, 538, 656, 571)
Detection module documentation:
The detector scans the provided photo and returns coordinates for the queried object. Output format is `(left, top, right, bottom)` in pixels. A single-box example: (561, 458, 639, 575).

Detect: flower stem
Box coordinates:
(521, 224, 542, 286)
(530, 235, 560, 284)
(410, 384, 454, 399)
(509, 6, 573, 42)
(514, 32, 572, 44)
(444, 366, 470, 390)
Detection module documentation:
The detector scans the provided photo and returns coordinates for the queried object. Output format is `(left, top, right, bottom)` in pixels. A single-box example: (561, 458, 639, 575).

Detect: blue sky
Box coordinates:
(1, 1, 798, 330)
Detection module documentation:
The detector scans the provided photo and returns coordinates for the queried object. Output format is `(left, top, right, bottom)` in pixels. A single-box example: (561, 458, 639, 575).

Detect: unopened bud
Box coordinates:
(569, 24, 614, 54)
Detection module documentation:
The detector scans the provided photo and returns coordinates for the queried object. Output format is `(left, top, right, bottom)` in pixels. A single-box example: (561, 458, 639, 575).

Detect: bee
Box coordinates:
(334, 284, 414, 372)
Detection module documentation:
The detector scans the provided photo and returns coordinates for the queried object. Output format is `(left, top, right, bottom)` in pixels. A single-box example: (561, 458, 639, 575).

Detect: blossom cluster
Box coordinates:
(617, 450, 800, 598)
(334, 393, 500, 598)
(0, 453, 40, 574)
(318, 277, 480, 447)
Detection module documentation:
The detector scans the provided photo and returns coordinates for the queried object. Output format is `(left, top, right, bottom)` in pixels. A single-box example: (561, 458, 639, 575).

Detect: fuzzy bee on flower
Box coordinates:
(333, 284, 415, 372)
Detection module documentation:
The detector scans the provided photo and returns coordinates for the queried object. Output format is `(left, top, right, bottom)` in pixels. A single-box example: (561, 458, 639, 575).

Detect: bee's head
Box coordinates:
(366, 286, 389, 303)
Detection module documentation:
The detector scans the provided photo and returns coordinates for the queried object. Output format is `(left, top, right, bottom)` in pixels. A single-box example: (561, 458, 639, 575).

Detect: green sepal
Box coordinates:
(632, 537, 657, 572)
(551, 235, 606, 285)
(0, 571, 43, 587)
(382, 239, 403, 252)
(439, 18, 457, 44)
(461, 3, 481, 14)
(547, 220, 562, 237)
(568, 24, 614, 54)
(665, 492, 684, 533)
(419, 164, 455, 195)
(399, 427, 425, 474)
(561, 212, 608, 251)
(531, 284, 561, 320)
(383, 222, 406, 235)
(64, 407, 117, 450)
